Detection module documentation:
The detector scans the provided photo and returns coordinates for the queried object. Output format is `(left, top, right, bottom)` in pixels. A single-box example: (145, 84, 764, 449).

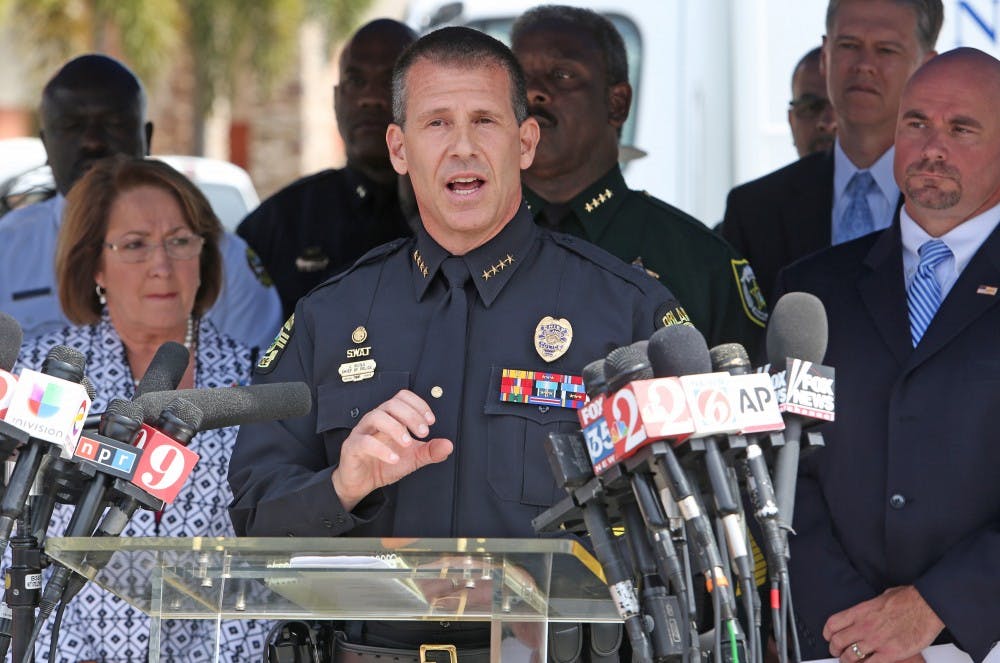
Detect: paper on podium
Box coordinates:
(808, 644, 998, 663)
(266, 554, 428, 614)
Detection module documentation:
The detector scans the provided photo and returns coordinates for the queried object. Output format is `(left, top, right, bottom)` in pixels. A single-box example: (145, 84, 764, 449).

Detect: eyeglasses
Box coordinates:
(789, 94, 832, 119)
(104, 234, 205, 263)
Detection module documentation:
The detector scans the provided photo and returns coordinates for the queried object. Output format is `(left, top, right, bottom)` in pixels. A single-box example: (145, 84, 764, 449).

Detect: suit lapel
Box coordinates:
(858, 221, 912, 365)
(783, 151, 833, 258)
(906, 220, 1000, 370)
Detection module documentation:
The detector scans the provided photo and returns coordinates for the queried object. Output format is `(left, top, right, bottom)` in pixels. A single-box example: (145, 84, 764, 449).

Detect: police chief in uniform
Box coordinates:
(229, 26, 681, 661)
(237, 19, 418, 318)
(511, 6, 768, 353)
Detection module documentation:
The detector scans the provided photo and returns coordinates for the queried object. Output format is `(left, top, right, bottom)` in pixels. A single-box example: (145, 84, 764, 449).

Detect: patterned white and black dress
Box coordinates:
(13, 314, 268, 662)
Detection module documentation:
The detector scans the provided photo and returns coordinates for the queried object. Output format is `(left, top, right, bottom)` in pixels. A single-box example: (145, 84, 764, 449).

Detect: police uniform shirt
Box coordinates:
(236, 166, 412, 318)
(525, 165, 768, 353)
(228, 203, 683, 539)
(0, 195, 282, 351)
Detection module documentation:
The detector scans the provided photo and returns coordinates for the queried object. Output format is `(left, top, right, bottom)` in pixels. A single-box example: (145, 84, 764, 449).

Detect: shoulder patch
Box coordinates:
(730, 259, 768, 327)
(256, 314, 294, 374)
(655, 303, 693, 331)
(548, 232, 660, 293)
(245, 247, 274, 287)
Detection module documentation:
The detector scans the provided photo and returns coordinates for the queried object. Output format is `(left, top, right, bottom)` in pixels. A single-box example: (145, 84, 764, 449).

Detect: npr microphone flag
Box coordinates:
(769, 358, 835, 421)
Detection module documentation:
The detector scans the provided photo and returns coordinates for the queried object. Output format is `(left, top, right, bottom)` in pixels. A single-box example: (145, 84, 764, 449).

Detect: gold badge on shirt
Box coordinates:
(339, 325, 376, 381)
(534, 316, 573, 362)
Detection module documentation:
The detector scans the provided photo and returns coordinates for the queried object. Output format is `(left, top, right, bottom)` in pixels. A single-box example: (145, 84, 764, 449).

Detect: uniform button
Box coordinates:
(286, 532, 295, 537)
(349, 407, 360, 418)
(889, 494, 907, 509)
(322, 518, 333, 529)
(538, 406, 549, 414)
(336, 515, 346, 524)
(431, 386, 443, 398)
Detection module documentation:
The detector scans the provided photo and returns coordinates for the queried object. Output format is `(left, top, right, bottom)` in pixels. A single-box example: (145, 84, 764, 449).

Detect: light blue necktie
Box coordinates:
(837, 171, 877, 244)
(907, 239, 952, 346)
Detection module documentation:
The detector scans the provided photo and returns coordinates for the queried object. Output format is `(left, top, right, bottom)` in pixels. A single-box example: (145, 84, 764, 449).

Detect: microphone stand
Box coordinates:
(8, 504, 44, 663)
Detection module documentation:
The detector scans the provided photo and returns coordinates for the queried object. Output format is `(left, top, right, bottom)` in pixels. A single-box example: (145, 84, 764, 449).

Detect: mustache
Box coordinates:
(906, 159, 960, 179)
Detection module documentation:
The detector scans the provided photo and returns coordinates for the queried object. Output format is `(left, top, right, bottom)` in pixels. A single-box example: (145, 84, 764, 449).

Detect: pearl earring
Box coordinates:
(95, 284, 107, 306)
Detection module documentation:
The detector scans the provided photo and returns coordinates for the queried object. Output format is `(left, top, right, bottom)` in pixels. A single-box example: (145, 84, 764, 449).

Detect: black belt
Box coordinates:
(332, 633, 490, 663)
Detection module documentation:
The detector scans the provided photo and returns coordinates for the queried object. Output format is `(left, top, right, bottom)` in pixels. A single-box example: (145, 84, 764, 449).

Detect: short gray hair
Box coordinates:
(391, 26, 528, 127)
(825, 0, 943, 53)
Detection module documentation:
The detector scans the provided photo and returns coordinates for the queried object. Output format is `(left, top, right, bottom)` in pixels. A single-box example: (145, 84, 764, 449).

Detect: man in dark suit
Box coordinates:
(721, 0, 941, 302)
(778, 48, 1000, 663)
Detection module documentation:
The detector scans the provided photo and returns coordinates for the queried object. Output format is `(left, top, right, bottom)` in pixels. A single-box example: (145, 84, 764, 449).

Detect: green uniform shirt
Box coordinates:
(525, 165, 768, 353)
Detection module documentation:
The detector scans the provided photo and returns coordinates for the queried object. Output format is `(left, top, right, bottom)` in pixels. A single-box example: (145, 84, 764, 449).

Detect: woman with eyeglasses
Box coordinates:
(14, 156, 266, 661)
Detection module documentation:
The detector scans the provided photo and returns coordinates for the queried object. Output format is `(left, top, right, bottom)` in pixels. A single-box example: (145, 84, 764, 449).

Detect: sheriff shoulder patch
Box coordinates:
(246, 247, 274, 287)
(256, 314, 294, 374)
(730, 259, 768, 328)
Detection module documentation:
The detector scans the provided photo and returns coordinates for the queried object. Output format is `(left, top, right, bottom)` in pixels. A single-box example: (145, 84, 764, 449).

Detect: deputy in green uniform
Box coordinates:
(513, 5, 768, 352)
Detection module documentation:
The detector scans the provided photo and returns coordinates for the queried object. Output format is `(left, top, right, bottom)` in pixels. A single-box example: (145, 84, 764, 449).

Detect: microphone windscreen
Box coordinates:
(766, 292, 828, 365)
(709, 343, 751, 375)
(164, 398, 204, 431)
(0, 312, 23, 372)
(106, 398, 143, 422)
(581, 359, 607, 398)
(647, 324, 711, 377)
(80, 376, 97, 401)
(135, 342, 189, 397)
(604, 343, 653, 392)
(135, 382, 312, 431)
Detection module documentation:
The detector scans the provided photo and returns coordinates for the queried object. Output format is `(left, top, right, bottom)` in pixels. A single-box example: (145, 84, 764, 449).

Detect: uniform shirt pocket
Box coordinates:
(483, 365, 579, 507)
(316, 371, 411, 435)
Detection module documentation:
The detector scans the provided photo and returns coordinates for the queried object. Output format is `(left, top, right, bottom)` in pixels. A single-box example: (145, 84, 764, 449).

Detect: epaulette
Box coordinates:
(546, 231, 661, 294)
(307, 237, 411, 295)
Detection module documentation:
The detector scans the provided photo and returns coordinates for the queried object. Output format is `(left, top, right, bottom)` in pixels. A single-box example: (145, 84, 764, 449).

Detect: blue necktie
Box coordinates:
(907, 239, 952, 347)
(837, 171, 877, 244)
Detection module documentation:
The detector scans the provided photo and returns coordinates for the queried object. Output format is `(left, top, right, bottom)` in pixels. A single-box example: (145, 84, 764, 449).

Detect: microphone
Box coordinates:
(31, 400, 145, 647)
(0, 313, 25, 455)
(544, 430, 654, 662)
(134, 342, 189, 398)
(711, 342, 791, 663)
(766, 292, 832, 536)
(133, 382, 312, 430)
(129, 399, 202, 504)
(0, 346, 92, 553)
(59, 398, 203, 608)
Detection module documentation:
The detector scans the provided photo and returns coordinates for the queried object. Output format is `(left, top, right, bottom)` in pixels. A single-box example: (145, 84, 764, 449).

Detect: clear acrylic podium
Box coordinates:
(45, 537, 620, 662)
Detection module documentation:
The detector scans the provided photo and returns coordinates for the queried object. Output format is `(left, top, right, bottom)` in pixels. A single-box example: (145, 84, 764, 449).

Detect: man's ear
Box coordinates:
(519, 116, 540, 170)
(608, 81, 632, 129)
(144, 121, 154, 156)
(386, 124, 408, 175)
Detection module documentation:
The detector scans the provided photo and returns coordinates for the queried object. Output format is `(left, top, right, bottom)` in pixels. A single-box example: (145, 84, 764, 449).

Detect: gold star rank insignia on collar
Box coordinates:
(535, 316, 573, 362)
(413, 249, 429, 278)
(480, 254, 515, 281)
(585, 188, 614, 213)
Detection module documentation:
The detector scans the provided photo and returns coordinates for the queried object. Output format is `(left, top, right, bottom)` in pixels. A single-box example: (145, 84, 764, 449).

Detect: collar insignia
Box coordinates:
(534, 316, 573, 362)
(584, 188, 613, 214)
(481, 254, 515, 281)
(413, 250, 429, 278)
